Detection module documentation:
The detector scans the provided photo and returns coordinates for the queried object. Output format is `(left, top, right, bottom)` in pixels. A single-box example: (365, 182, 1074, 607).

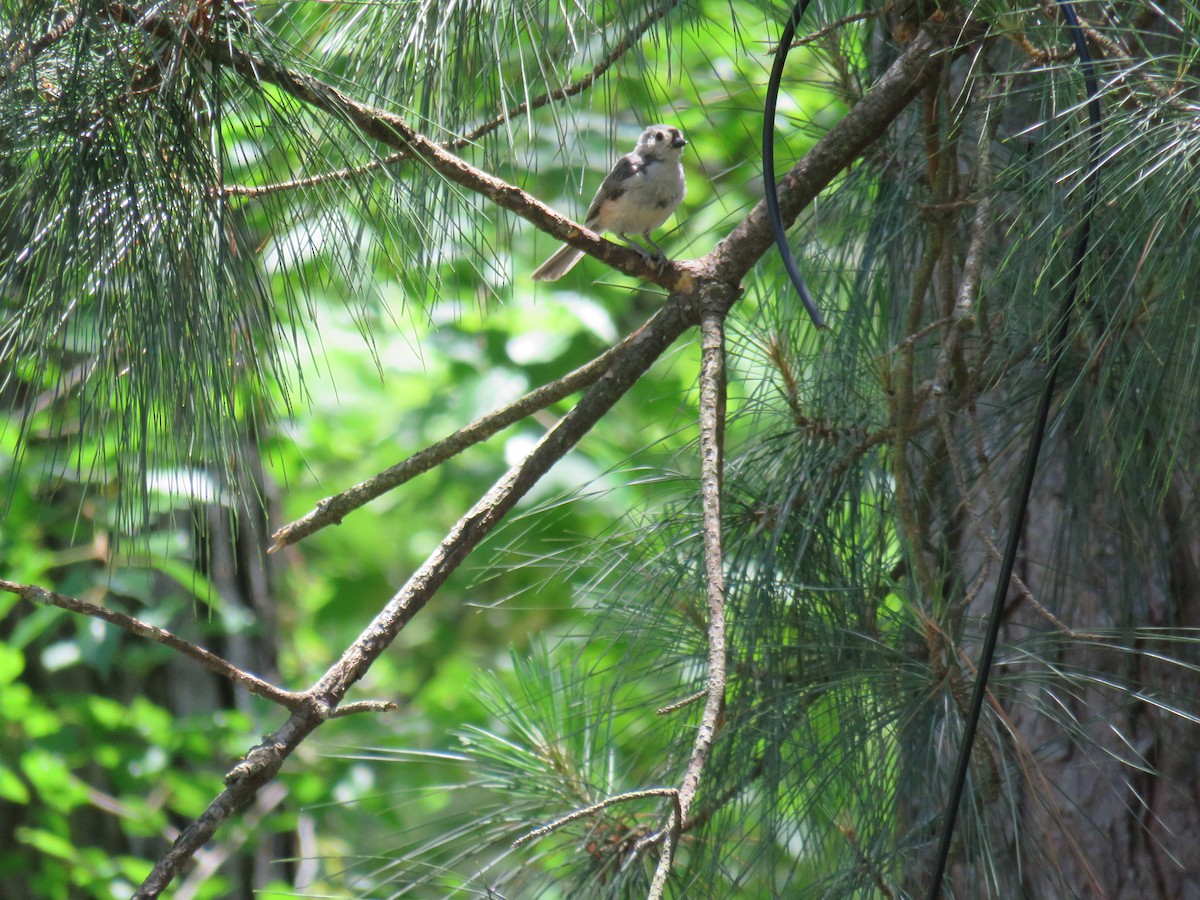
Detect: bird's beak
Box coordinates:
(672, 135, 688, 149)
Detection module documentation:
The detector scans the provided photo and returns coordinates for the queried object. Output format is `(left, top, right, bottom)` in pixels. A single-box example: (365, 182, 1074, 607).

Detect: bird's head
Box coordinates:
(637, 125, 688, 160)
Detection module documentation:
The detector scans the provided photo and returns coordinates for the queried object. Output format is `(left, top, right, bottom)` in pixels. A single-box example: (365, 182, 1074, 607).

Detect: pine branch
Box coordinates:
(786, 4, 895, 49)
(187, 13, 682, 287)
(648, 297, 730, 899)
(224, 0, 680, 199)
(269, 327, 640, 551)
(1, 9, 77, 82)
(133, 285, 707, 899)
(0, 579, 400, 716)
(0, 580, 299, 710)
(512, 788, 680, 848)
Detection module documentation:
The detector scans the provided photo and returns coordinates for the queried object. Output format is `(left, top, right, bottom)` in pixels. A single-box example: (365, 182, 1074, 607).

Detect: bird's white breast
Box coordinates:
(598, 158, 685, 235)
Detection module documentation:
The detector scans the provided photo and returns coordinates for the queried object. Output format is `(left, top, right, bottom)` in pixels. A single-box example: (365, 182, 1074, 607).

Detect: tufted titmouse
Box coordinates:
(532, 124, 687, 282)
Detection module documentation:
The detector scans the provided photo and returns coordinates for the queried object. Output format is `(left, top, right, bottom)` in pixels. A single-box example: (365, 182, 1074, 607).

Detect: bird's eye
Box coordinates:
(654, 131, 663, 142)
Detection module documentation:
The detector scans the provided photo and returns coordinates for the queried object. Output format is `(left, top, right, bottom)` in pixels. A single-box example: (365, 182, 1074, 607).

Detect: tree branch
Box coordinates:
(134, 284, 705, 897)
(0, 579, 304, 711)
(1, 10, 77, 83)
(711, 21, 962, 285)
(269, 326, 640, 551)
(188, 20, 683, 288)
(786, 4, 894, 50)
(133, 707, 324, 899)
(512, 787, 680, 848)
(648, 295, 730, 899)
(224, 1, 679, 199)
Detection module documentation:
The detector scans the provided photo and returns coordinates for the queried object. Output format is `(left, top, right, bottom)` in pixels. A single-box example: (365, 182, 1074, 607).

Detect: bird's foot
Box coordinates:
(642, 236, 668, 262)
(616, 234, 670, 272)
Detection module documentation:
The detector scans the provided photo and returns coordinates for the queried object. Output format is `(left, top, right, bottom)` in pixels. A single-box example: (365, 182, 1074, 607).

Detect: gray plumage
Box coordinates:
(532, 125, 688, 282)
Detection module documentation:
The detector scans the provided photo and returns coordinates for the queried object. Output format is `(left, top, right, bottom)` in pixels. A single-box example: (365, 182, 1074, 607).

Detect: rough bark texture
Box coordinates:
(1005, 455, 1200, 898)
(912, 414, 1200, 898)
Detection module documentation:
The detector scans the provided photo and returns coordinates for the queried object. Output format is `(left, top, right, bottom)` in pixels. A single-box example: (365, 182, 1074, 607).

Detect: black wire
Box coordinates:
(763, 0, 826, 329)
(925, 2, 1103, 896)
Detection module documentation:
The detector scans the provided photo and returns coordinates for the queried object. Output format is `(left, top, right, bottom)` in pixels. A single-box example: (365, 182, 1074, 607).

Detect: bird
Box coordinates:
(532, 124, 688, 282)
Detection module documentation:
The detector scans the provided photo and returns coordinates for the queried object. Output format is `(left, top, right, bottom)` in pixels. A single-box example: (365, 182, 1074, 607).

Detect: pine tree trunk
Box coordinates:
(999, 456, 1200, 898)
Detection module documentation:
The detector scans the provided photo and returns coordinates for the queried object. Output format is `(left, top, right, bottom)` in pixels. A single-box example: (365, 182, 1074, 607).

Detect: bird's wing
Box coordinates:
(584, 153, 641, 225)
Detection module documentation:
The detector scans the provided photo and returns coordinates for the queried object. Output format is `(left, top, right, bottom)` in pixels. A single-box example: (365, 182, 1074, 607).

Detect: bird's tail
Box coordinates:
(531, 244, 585, 282)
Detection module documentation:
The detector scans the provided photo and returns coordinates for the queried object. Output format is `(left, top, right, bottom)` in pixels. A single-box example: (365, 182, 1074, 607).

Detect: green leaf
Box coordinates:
(0, 765, 30, 804)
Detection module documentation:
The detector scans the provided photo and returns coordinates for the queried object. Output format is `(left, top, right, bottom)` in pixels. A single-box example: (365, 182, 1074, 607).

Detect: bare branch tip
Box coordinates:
(331, 700, 398, 718)
(657, 690, 706, 715)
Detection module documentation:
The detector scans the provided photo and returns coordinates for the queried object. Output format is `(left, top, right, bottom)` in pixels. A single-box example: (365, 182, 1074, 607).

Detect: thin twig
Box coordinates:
(888, 315, 952, 356)
(270, 328, 638, 551)
(511, 787, 679, 848)
(890, 157, 946, 604)
(648, 299, 729, 899)
(656, 689, 706, 715)
(331, 700, 399, 717)
(786, 4, 894, 49)
(224, 1, 679, 199)
(931, 91, 995, 394)
(628, 791, 683, 857)
(0, 579, 304, 710)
